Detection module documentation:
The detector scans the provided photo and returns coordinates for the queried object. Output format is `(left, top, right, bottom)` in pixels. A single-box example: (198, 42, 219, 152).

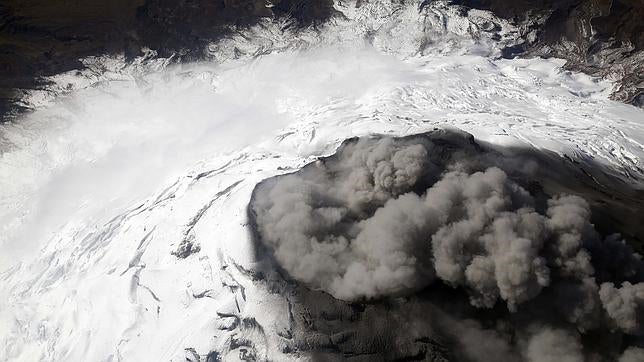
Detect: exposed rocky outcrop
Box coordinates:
(454, 0, 643, 105)
(0, 0, 641, 121)
(0, 0, 334, 120)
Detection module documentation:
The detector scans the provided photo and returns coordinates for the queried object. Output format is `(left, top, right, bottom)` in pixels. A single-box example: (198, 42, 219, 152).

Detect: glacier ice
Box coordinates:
(1, 0, 644, 360)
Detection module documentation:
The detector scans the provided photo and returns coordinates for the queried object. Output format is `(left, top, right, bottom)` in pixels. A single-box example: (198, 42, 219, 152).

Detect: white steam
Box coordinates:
(3, 0, 643, 268)
(0, 47, 421, 266)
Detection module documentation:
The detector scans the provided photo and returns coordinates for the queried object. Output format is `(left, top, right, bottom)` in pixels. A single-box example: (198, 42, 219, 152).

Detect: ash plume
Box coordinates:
(250, 130, 644, 359)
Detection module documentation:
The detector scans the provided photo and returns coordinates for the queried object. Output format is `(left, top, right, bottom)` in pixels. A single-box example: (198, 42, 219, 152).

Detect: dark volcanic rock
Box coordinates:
(0, 0, 334, 121)
(0, 0, 641, 121)
(453, 0, 644, 105)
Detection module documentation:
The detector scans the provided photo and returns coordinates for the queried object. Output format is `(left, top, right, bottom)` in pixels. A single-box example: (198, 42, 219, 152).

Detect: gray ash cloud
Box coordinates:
(249, 129, 644, 360)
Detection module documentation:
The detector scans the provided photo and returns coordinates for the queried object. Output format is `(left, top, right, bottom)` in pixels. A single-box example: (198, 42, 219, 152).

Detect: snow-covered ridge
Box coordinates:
(1, 0, 643, 360)
(16, 0, 539, 111)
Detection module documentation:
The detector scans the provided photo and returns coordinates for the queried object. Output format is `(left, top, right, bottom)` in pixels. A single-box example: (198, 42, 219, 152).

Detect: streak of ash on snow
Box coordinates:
(1, 0, 644, 361)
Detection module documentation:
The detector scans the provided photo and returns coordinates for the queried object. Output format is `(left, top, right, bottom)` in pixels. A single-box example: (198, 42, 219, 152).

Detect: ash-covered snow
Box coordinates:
(1, 1, 643, 361)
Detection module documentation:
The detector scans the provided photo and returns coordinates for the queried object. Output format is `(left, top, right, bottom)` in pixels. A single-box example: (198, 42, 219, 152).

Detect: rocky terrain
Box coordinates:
(1, 1, 643, 361)
(0, 0, 334, 119)
(1, 0, 642, 121)
(455, 0, 643, 105)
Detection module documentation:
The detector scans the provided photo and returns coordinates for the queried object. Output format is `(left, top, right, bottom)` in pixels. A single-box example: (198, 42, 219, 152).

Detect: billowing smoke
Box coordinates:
(620, 347, 644, 362)
(524, 328, 583, 362)
(599, 282, 644, 334)
(252, 136, 438, 299)
(250, 130, 644, 352)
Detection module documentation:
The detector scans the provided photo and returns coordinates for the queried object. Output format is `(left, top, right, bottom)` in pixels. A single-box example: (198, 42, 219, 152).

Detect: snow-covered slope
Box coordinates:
(1, 1, 643, 361)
